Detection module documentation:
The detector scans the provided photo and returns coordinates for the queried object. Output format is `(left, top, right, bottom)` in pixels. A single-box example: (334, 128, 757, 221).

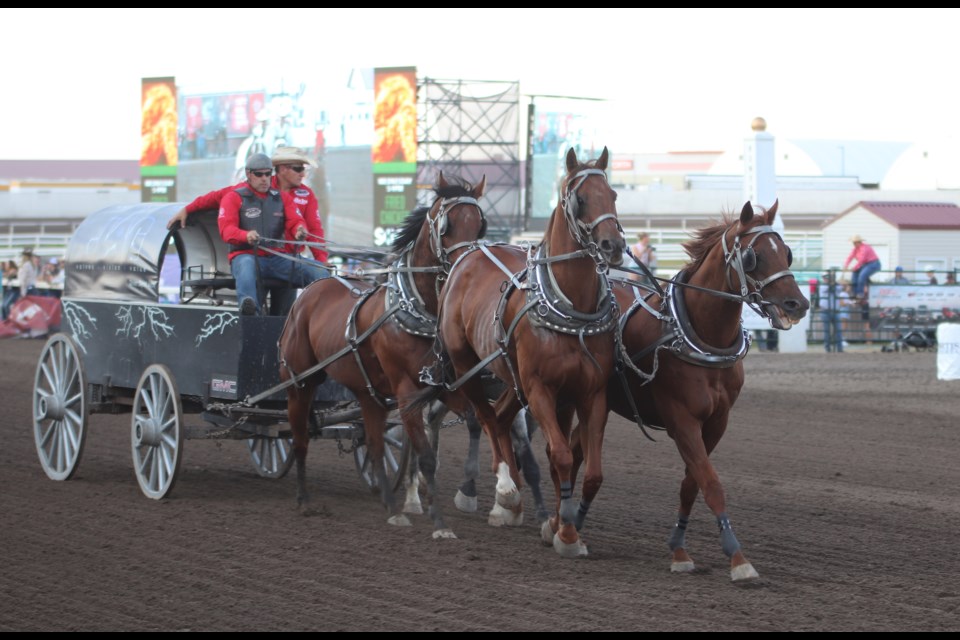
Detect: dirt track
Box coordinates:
(2, 336, 959, 631)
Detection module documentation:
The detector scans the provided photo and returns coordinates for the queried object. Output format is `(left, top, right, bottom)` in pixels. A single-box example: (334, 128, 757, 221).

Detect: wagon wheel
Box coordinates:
(33, 333, 88, 481)
(247, 436, 295, 479)
(353, 422, 411, 494)
(131, 364, 184, 500)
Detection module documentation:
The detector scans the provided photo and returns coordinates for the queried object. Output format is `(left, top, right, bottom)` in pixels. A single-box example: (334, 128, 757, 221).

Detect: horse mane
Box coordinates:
(681, 215, 733, 272)
(390, 176, 477, 254)
(681, 205, 771, 272)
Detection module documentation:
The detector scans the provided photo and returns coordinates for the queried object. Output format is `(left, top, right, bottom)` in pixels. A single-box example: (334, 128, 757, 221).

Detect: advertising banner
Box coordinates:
(372, 67, 417, 246)
(869, 284, 960, 310)
(141, 76, 178, 202)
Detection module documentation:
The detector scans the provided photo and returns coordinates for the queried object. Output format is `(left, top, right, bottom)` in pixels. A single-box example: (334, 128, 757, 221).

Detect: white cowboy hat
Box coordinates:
(849, 234, 863, 243)
(271, 146, 317, 168)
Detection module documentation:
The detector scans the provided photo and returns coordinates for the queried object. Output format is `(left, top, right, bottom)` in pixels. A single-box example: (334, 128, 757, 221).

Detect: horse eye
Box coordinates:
(787, 248, 793, 267)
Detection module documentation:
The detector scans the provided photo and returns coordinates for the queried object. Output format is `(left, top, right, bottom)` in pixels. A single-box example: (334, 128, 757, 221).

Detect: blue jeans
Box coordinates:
(820, 310, 844, 352)
(230, 253, 330, 314)
(852, 260, 881, 298)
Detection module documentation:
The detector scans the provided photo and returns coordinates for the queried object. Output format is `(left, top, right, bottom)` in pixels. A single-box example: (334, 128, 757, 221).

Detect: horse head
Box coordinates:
(552, 146, 625, 268)
(722, 200, 809, 329)
(423, 172, 487, 272)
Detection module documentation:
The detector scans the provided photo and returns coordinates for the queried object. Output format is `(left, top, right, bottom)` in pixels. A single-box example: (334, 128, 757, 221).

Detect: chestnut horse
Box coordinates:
(406, 147, 625, 557)
(606, 200, 809, 581)
(278, 173, 486, 538)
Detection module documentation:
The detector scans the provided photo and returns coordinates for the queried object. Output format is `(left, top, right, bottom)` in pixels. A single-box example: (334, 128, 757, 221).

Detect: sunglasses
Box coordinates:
(248, 170, 272, 178)
(284, 165, 306, 173)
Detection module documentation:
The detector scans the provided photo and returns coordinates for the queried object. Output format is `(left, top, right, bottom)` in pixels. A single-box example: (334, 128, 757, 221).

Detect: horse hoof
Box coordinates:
(387, 514, 413, 527)
(553, 533, 588, 558)
(670, 560, 695, 573)
(488, 502, 523, 527)
(731, 562, 760, 582)
(540, 520, 555, 545)
(432, 528, 458, 540)
(454, 490, 478, 513)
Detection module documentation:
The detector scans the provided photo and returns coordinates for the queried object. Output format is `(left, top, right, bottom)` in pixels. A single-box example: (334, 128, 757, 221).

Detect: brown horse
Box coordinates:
(278, 173, 486, 537)
(406, 147, 625, 557)
(606, 200, 809, 580)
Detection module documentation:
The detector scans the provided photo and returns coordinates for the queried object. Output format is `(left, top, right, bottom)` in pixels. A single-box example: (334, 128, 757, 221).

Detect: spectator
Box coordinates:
(888, 266, 911, 285)
(926, 267, 939, 285)
(818, 271, 849, 353)
(842, 234, 881, 300)
(946, 272, 957, 285)
(18, 247, 38, 298)
(1, 260, 18, 319)
(629, 232, 657, 285)
(217, 153, 329, 316)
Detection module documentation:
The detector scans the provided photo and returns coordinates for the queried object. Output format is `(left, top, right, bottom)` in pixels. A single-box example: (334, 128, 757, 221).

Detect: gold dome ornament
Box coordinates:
(751, 117, 767, 132)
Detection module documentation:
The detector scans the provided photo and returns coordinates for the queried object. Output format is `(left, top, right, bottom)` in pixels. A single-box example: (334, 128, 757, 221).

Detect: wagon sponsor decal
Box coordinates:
(115, 305, 175, 344)
(196, 312, 239, 346)
(210, 375, 238, 399)
(61, 301, 98, 354)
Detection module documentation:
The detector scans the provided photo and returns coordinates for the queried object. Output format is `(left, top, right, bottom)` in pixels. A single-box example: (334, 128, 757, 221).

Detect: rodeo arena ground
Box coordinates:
(3, 183, 960, 630)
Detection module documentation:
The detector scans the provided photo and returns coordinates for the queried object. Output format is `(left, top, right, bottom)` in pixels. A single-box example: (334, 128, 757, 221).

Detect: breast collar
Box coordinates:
(662, 270, 751, 368)
(524, 244, 617, 336)
(385, 249, 437, 338)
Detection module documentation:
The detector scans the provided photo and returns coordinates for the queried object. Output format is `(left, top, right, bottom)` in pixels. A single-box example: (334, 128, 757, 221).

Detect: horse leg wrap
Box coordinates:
(574, 499, 591, 531)
(559, 480, 573, 501)
(668, 513, 689, 551)
(716, 513, 741, 558)
(559, 496, 578, 526)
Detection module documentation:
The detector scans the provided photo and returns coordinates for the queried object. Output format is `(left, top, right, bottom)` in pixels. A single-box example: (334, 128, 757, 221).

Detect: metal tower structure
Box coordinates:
(416, 78, 521, 241)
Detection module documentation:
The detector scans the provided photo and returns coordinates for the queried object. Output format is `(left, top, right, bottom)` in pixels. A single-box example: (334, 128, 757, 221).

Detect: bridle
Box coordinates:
(426, 195, 485, 276)
(721, 223, 794, 321)
(558, 168, 622, 271)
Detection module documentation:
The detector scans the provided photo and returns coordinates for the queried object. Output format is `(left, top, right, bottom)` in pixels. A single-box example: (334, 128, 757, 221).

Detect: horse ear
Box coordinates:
(438, 171, 448, 189)
(566, 147, 578, 173)
(473, 175, 486, 198)
(597, 146, 609, 171)
(768, 198, 779, 223)
(740, 201, 754, 224)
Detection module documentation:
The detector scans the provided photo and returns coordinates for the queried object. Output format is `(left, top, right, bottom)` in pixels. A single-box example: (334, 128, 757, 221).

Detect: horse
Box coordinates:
(405, 146, 625, 557)
(605, 200, 809, 581)
(277, 173, 486, 537)
(420, 396, 550, 524)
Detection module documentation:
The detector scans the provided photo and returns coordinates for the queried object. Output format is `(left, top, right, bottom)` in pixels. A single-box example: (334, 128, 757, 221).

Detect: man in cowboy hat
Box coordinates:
(167, 147, 327, 265)
(842, 234, 881, 300)
(269, 146, 327, 264)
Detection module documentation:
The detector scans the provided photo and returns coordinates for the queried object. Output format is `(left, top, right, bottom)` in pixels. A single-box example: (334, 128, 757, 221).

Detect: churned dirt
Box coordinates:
(1, 336, 959, 631)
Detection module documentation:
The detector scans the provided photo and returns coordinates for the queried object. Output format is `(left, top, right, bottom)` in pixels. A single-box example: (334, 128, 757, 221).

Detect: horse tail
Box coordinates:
(401, 384, 444, 420)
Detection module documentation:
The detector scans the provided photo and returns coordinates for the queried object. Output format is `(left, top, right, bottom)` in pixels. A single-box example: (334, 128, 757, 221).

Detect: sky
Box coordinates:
(2, 8, 959, 160)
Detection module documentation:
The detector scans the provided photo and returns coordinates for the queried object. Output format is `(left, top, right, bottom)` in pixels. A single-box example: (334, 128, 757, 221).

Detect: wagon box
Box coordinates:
(33, 203, 406, 502)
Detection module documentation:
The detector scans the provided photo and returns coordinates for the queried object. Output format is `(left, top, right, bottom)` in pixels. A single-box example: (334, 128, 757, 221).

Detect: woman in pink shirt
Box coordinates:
(843, 234, 881, 300)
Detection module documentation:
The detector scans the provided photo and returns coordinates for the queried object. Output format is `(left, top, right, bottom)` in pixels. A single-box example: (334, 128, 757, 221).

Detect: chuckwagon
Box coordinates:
(31, 203, 409, 499)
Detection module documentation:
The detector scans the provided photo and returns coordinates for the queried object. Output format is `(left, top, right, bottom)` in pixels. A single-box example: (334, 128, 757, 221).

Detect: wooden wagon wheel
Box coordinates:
(353, 421, 411, 494)
(33, 333, 88, 481)
(131, 364, 183, 499)
(246, 436, 295, 479)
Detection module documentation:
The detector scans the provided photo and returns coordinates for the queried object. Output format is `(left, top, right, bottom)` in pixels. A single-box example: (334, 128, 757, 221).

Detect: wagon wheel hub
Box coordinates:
(38, 394, 66, 421)
(133, 417, 163, 447)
